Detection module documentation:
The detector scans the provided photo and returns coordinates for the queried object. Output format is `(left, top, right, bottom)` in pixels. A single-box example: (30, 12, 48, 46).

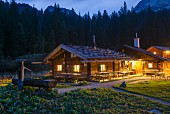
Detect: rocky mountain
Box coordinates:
(135, 0, 170, 12)
(45, 6, 75, 15)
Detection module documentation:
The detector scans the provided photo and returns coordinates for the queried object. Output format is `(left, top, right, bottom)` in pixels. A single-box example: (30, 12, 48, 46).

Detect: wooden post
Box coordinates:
(87, 63, 91, 81)
(18, 61, 24, 91)
(64, 52, 68, 73)
(112, 62, 115, 72)
(52, 62, 57, 77)
(118, 61, 120, 71)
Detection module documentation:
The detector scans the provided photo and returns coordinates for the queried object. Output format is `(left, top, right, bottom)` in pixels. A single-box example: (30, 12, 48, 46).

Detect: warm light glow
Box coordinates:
(57, 65, 62, 71)
(148, 63, 153, 68)
(166, 51, 170, 54)
(74, 65, 80, 72)
(131, 61, 136, 69)
(153, 52, 157, 54)
(100, 64, 106, 72)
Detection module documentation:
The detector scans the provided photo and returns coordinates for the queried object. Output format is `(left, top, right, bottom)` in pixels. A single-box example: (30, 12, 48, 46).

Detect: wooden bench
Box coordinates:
(143, 70, 159, 78)
(167, 76, 170, 80)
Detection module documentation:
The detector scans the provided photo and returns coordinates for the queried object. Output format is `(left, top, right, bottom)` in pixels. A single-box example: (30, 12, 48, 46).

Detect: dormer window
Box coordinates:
(71, 54, 77, 58)
(153, 52, 157, 55)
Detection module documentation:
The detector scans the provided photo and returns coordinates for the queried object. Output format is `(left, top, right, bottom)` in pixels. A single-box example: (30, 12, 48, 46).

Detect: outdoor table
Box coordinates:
(114, 71, 122, 77)
(95, 72, 110, 81)
(109, 72, 116, 80)
(72, 73, 81, 80)
(157, 72, 165, 79)
(59, 73, 80, 81)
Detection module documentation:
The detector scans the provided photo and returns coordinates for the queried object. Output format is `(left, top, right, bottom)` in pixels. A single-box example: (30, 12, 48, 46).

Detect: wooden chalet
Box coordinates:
(44, 44, 134, 81)
(123, 45, 170, 74)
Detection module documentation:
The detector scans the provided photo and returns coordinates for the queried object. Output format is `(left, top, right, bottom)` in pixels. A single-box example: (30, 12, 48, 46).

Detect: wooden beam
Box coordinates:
(52, 62, 56, 77)
(51, 50, 65, 60)
(113, 62, 115, 71)
(31, 62, 43, 64)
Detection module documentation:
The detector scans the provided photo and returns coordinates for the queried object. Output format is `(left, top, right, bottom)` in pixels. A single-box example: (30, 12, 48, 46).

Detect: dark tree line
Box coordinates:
(0, 0, 170, 60)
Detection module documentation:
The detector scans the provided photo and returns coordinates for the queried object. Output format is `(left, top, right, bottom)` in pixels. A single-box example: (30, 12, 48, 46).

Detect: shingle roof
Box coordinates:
(150, 46, 170, 51)
(44, 44, 131, 63)
(124, 45, 170, 61)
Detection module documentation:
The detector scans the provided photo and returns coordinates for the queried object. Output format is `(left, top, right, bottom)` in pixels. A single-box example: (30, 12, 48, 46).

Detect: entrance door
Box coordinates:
(114, 62, 120, 71)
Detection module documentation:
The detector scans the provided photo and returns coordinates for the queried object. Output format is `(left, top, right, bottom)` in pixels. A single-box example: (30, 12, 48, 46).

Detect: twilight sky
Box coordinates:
(13, 0, 141, 15)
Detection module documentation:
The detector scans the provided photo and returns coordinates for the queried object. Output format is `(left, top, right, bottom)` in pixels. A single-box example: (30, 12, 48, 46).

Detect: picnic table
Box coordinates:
(150, 72, 169, 80)
(143, 70, 159, 75)
(114, 71, 134, 78)
(91, 72, 110, 81)
(120, 71, 134, 76)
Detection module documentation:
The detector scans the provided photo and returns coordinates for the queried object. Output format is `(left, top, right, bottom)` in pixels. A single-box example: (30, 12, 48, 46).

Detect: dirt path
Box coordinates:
(113, 87, 170, 106)
(57, 76, 151, 94)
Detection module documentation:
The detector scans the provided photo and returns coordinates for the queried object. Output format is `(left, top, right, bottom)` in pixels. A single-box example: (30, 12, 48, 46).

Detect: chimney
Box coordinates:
(133, 33, 140, 48)
(93, 34, 96, 49)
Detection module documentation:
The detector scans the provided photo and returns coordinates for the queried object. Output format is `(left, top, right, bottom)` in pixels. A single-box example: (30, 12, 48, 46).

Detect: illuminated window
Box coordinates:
(100, 64, 106, 72)
(148, 63, 153, 68)
(57, 65, 62, 71)
(74, 65, 80, 72)
(131, 61, 136, 69)
(153, 52, 157, 54)
(166, 51, 170, 54)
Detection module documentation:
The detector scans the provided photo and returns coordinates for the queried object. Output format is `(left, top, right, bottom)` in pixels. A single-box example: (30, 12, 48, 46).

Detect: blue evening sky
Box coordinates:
(10, 0, 141, 15)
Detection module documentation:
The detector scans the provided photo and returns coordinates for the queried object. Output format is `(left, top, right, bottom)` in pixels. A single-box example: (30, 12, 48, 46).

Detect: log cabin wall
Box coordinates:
(142, 61, 159, 72)
(52, 51, 87, 75)
(91, 62, 98, 74)
(114, 62, 120, 71)
(163, 62, 170, 73)
(91, 62, 114, 74)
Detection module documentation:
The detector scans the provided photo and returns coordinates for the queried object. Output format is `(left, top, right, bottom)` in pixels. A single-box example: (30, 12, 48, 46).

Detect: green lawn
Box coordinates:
(114, 80, 170, 102)
(0, 84, 170, 113)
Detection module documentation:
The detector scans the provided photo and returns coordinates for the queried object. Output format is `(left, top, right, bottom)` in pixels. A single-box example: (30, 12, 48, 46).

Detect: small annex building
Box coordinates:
(44, 44, 136, 81)
(123, 45, 170, 75)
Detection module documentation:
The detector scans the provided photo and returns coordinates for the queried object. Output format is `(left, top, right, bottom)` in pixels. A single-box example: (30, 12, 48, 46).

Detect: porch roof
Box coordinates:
(147, 46, 170, 51)
(124, 45, 170, 61)
(44, 44, 132, 63)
